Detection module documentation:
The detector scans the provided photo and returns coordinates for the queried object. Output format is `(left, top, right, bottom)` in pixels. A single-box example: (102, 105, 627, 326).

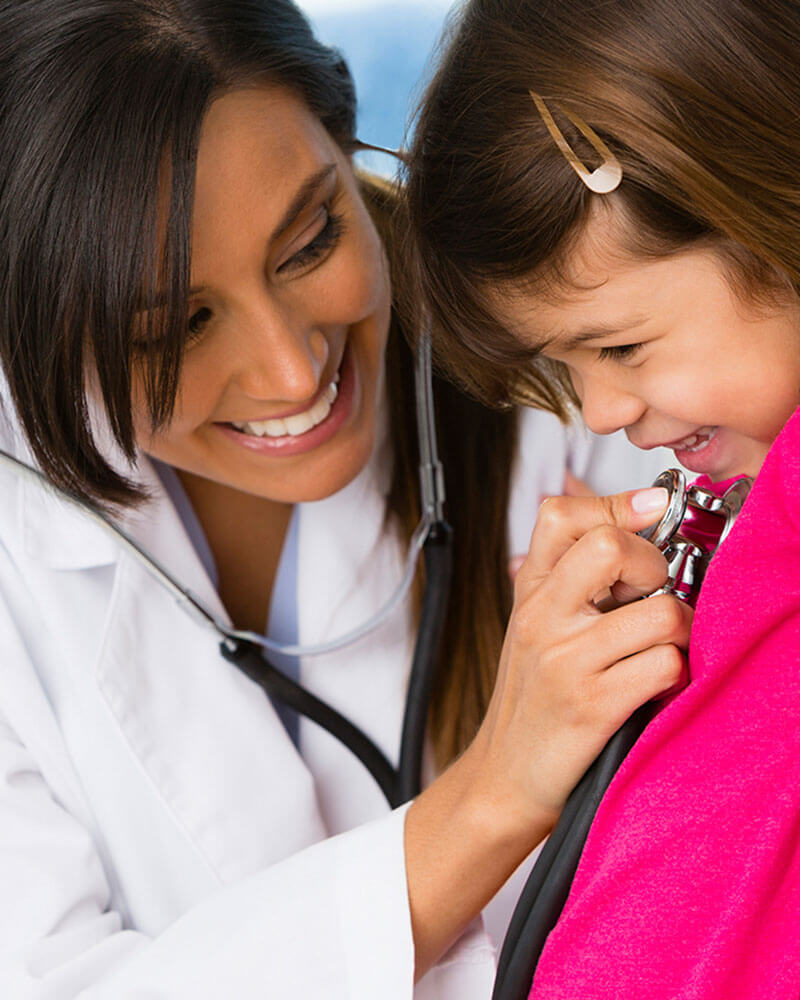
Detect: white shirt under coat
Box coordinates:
(0, 394, 673, 999)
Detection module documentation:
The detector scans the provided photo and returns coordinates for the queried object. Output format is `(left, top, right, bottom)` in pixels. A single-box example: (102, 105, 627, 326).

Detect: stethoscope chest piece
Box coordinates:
(638, 468, 753, 606)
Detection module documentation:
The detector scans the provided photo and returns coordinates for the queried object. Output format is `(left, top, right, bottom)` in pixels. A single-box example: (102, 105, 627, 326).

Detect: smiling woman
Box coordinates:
(135, 88, 390, 505)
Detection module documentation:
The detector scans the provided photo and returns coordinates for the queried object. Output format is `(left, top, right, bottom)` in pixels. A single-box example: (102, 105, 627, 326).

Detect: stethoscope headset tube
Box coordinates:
(491, 468, 753, 1000)
(215, 329, 452, 808)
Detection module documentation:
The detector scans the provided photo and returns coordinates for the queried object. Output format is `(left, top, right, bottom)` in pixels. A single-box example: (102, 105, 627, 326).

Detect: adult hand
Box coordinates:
(475, 486, 691, 828)
(405, 486, 691, 978)
(508, 469, 596, 581)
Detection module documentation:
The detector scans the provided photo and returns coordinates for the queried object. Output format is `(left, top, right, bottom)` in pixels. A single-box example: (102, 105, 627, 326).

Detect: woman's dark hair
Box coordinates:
(0, 0, 356, 504)
(404, 0, 800, 411)
(0, 0, 515, 769)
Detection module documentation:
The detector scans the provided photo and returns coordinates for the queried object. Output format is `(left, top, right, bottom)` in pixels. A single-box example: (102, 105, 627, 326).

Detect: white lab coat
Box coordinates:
(0, 391, 672, 999)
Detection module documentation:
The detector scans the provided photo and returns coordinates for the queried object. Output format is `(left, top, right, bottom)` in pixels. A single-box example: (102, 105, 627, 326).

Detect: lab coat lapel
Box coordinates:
(10, 441, 330, 888)
(92, 468, 329, 885)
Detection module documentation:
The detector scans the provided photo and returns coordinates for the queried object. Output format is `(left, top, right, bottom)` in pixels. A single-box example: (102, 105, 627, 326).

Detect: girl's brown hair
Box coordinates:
(0, 0, 515, 770)
(365, 176, 516, 770)
(404, 0, 800, 411)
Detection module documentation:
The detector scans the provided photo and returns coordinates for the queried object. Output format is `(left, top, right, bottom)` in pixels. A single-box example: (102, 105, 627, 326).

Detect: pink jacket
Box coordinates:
(529, 406, 800, 999)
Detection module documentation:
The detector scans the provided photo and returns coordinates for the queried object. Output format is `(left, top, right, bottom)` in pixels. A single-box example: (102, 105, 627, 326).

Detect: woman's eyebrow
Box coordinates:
(136, 285, 207, 313)
(271, 164, 337, 241)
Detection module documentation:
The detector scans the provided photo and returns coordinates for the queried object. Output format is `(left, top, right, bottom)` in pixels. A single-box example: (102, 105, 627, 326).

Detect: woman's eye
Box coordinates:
(598, 343, 643, 362)
(278, 210, 345, 274)
(188, 306, 212, 336)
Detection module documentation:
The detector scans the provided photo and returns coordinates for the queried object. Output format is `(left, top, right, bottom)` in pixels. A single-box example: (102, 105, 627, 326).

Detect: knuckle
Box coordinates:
(647, 594, 688, 635)
(650, 643, 684, 684)
(588, 523, 626, 565)
(535, 494, 573, 534)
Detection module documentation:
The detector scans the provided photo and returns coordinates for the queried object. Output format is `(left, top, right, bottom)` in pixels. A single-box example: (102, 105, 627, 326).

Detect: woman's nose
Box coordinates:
(232, 299, 329, 403)
(574, 370, 645, 436)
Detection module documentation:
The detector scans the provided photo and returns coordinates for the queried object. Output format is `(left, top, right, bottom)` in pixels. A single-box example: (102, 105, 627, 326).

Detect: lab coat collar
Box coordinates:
(6, 374, 394, 576)
(0, 382, 217, 606)
(0, 379, 138, 570)
(14, 451, 215, 581)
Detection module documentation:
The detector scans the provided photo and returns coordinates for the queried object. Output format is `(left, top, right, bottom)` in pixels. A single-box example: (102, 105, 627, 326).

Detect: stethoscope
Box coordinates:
(0, 329, 451, 809)
(492, 468, 754, 1000)
(0, 350, 754, 992)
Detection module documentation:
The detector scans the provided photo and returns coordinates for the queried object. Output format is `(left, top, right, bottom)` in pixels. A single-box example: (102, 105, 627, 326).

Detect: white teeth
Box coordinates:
(674, 427, 717, 453)
(283, 411, 316, 436)
(231, 374, 339, 439)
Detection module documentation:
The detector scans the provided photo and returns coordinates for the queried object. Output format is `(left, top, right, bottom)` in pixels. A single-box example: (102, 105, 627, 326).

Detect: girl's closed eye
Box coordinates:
(278, 206, 346, 275)
(598, 342, 644, 362)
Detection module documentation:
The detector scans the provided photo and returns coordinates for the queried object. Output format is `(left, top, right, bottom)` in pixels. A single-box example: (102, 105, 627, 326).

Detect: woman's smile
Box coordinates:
(214, 342, 356, 457)
(133, 85, 392, 504)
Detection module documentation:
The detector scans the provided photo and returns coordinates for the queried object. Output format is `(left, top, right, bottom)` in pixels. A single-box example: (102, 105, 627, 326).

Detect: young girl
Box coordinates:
(0, 1, 681, 996)
(405, 0, 800, 996)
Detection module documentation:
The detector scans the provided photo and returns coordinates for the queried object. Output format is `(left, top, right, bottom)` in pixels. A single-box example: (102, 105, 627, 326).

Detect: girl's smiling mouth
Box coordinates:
(666, 426, 718, 454)
(667, 426, 726, 476)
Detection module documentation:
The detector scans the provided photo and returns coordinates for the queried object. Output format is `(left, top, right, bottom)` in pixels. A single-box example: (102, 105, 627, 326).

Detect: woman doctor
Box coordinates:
(0, 1, 685, 996)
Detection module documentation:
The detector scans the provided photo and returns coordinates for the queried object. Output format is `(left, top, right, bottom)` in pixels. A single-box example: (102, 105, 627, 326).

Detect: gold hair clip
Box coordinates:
(529, 91, 622, 194)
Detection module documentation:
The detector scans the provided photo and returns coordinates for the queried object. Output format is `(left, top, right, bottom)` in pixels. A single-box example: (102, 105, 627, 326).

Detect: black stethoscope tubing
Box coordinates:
(491, 704, 651, 1000)
(220, 517, 452, 808)
(0, 330, 451, 810)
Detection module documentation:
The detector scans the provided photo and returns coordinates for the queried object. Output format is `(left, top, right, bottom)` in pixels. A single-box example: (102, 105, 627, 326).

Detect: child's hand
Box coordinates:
(472, 486, 692, 829)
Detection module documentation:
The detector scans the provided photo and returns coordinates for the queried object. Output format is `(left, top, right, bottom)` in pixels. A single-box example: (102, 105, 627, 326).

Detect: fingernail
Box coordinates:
(631, 486, 669, 515)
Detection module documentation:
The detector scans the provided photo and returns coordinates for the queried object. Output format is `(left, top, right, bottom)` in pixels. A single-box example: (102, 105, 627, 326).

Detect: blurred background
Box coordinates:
(297, 0, 456, 173)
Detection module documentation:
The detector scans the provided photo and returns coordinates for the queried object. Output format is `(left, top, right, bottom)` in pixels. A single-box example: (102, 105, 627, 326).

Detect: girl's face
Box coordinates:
(134, 86, 391, 503)
(496, 218, 800, 481)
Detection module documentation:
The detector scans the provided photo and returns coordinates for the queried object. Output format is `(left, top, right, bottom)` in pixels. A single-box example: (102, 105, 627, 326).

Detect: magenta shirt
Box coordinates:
(529, 406, 800, 1000)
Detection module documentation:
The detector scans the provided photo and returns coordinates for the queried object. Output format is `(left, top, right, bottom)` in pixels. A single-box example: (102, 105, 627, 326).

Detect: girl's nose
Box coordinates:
(573, 370, 646, 437)
(232, 299, 329, 403)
